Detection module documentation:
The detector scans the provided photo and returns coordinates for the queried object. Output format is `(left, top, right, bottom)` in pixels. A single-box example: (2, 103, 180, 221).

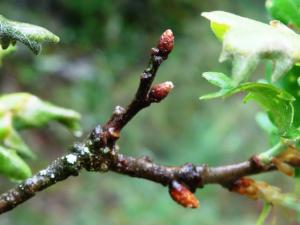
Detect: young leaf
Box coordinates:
(232, 178, 300, 212)
(201, 11, 300, 85)
(0, 14, 59, 54)
(201, 72, 295, 134)
(266, 0, 300, 29)
(0, 93, 81, 180)
(0, 93, 81, 135)
(0, 146, 31, 180)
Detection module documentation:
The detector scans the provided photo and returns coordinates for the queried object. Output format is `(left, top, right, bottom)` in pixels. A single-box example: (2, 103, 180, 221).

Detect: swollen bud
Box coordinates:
(149, 81, 174, 102)
(169, 180, 199, 208)
(231, 177, 259, 199)
(157, 29, 174, 58)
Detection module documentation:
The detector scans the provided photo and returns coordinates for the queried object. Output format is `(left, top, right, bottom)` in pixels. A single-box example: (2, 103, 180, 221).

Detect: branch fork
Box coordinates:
(0, 29, 299, 214)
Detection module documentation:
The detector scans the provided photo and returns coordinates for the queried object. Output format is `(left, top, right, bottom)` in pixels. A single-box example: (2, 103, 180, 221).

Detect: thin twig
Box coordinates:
(0, 29, 293, 214)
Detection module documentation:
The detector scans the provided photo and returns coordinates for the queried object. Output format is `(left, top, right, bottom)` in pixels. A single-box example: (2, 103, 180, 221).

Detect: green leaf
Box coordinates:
(0, 93, 81, 179)
(0, 146, 31, 180)
(0, 93, 81, 135)
(266, 0, 300, 29)
(0, 14, 59, 54)
(279, 66, 300, 128)
(201, 11, 300, 85)
(201, 72, 295, 134)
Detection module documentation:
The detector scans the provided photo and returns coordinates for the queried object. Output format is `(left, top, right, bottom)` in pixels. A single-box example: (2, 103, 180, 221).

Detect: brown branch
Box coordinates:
(0, 29, 290, 214)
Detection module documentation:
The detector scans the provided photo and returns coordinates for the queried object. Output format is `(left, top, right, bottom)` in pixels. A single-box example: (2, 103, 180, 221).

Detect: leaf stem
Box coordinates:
(255, 203, 272, 225)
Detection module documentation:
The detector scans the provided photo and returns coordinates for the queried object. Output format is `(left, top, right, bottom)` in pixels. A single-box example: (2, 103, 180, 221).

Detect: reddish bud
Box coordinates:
(149, 81, 174, 102)
(169, 180, 199, 208)
(231, 177, 259, 199)
(157, 29, 174, 57)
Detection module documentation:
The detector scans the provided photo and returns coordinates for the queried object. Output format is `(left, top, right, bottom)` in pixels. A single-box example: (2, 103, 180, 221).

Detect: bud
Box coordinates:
(231, 177, 259, 199)
(149, 81, 174, 102)
(169, 180, 199, 208)
(157, 29, 174, 58)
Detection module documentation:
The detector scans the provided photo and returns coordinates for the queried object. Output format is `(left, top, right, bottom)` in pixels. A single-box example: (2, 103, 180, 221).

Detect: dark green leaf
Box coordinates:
(0, 14, 59, 54)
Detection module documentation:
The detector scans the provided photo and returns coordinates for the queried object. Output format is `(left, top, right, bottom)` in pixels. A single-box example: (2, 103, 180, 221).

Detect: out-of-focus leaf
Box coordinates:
(0, 93, 81, 135)
(0, 146, 31, 180)
(0, 112, 33, 158)
(0, 93, 81, 179)
(201, 72, 295, 134)
(266, 0, 300, 29)
(233, 178, 300, 212)
(257, 181, 300, 212)
(0, 14, 59, 54)
(202, 11, 300, 85)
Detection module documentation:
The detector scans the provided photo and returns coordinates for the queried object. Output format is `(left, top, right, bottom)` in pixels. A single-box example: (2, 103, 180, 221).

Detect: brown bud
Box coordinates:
(157, 29, 174, 57)
(231, 177, 259, 199)
(108, 127, 120, 140)
(169, 180, 199, 208)
(149, 81, 174, 102)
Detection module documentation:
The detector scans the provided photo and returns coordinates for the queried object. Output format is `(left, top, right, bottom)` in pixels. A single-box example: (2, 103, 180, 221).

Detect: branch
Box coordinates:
(0, 29, 295, 213)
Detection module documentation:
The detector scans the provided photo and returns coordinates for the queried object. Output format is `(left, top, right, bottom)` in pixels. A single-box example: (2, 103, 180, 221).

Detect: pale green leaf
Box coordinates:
(0, 93, 81, 135)
(202, 11, 300, 85)
(201, 72, 295, 134)
(0, 146, 31, 180)
(0, 93, 81, 179)
(0, 14, 59, 54)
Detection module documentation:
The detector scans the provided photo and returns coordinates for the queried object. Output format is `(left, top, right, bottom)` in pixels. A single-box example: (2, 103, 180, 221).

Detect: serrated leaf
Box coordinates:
(201, 72, 295, 134)
(266, 0, 300, 29)
(0, 14, 59, 55)
(202, 11, 300, 85)
(0, 146, 31, 180)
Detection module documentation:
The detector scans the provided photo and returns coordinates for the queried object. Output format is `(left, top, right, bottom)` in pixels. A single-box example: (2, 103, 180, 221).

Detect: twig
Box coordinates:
(0, 29, 294, 214)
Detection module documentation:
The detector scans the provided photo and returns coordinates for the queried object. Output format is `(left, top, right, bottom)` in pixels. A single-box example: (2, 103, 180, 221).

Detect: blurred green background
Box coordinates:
(0, 0, 297, 224)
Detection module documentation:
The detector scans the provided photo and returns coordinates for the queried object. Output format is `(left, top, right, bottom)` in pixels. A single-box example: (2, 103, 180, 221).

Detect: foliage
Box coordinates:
(201, 2, 300, 218)
(202, 11, 300, 85)
(1, 0, 300, 224)
(200, 72, 295, 135)
(0, 14, 59, 54)
(0, 17, 80, 180)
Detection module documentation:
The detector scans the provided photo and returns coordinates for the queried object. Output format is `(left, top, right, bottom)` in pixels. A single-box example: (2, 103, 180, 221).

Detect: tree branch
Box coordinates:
(0, 29, 295, 214)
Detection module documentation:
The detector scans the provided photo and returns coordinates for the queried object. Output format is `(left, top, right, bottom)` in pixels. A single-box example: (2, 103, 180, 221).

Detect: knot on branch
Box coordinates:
(177, 163, 203, 192)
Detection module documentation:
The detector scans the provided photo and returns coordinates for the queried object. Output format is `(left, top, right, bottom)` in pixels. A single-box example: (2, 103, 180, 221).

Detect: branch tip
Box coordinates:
(149, 81, 174, 102)
(157, 29, 174, 58)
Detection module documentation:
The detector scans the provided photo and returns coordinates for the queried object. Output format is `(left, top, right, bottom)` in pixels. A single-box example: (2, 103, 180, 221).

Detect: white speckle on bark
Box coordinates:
(66, 154, 77, 164)
(39, 170, 47, 176)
